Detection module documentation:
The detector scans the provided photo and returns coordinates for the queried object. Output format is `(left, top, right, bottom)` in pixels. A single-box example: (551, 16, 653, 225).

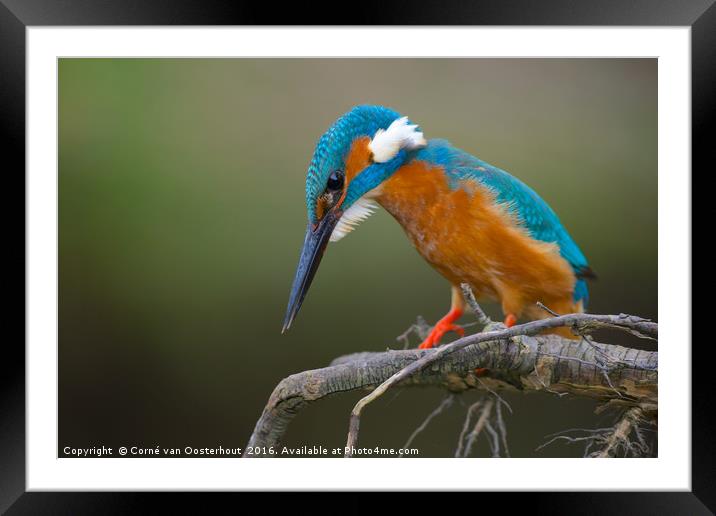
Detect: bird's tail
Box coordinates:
(573, 278, 590, 308)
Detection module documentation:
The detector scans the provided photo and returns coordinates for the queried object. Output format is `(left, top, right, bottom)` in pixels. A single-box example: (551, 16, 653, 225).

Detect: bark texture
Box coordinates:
(245, 323, 657, 457)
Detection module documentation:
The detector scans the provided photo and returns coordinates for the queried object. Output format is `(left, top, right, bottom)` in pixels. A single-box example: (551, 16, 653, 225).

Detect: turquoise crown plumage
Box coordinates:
(305, 105, 401, 222)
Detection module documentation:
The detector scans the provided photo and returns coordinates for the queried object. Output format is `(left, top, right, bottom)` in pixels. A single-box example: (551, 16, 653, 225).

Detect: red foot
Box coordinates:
(504, 313, 517, 328)
(418, 308, 464, 349)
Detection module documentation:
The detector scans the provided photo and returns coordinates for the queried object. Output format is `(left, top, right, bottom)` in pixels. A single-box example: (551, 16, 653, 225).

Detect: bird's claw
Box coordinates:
(504, 313, 517, 328)
(418, 321, 465, 349)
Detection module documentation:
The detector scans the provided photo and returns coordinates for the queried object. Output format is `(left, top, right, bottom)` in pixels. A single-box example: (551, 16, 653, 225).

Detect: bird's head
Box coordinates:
(282, 105, 426, 332)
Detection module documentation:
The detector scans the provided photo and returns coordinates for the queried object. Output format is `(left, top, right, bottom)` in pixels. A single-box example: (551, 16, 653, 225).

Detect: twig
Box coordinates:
(460, 283, 491, 327)
(462, 399, 494, 457)
(477, 376, 513, 414)
(536, 301, 560, 317)
(400, 395, 455, 456)
(495, 401, 510, 457)
(484, 421, 501, 458)
(455, 399, 484, 458)
(396, 316, 431, 349)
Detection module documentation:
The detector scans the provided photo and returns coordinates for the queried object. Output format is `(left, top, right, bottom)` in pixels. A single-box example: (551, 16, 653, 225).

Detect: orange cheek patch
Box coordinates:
(315, 195, 329, 220)
(314, 137, 373, 219)
(344, 136, 373, 185)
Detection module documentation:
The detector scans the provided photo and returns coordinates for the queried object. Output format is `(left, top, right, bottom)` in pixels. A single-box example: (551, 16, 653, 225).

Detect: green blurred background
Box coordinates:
(58, 59, 657, 458)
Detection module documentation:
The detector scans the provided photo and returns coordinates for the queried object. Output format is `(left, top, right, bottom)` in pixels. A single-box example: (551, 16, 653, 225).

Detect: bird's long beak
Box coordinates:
(282, 209, 341, 333)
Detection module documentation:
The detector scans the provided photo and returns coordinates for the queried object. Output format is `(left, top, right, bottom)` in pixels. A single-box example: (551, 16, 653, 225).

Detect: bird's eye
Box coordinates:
(326, 170, 344, 191)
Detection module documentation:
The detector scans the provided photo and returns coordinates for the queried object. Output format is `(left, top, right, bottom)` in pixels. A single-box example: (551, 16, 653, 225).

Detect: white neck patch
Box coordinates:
(330, 196, 378, 242)
(368, 116, 426, 163)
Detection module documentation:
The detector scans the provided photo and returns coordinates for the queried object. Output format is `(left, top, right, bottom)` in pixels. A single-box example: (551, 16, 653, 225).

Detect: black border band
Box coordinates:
(3, 0, 710, 512)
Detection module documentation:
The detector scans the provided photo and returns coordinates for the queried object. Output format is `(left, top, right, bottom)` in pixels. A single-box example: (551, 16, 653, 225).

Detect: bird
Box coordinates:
(282, 105, 594, 349)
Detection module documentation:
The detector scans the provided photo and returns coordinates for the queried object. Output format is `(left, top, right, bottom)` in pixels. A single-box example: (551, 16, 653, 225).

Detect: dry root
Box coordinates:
(536, 406, 655, 458)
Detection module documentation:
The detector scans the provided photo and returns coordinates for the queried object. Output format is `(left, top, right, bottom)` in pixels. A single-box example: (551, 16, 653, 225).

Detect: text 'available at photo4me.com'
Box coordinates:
(61, 444, 421, 458)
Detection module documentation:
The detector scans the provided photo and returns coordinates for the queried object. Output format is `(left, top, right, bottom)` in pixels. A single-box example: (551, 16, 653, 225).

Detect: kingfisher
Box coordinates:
(283, 105, 594, 348)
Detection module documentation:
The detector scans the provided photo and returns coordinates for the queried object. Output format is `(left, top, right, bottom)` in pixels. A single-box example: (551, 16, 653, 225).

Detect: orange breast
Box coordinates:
(375, 160, 578, 319)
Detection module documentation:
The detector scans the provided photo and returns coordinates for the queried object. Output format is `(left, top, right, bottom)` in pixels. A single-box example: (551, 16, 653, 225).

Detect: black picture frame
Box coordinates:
(2, 1, 709, 512)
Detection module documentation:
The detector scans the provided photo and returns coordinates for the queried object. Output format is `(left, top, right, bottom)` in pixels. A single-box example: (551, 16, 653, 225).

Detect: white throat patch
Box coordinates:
(330, 116, 425, 242)
(368, 116, 426, 163)
(329, 196, 379, 242)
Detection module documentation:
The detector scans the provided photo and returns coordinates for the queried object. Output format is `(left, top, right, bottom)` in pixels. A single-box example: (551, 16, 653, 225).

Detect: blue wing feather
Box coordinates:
(412, 140, 591, 305)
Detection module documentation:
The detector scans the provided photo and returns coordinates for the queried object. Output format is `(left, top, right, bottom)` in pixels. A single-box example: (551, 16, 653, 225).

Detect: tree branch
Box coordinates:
(344, 312, 656, 457)
(244, 312, 657, 457)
